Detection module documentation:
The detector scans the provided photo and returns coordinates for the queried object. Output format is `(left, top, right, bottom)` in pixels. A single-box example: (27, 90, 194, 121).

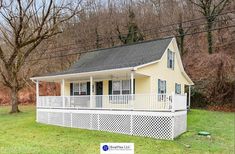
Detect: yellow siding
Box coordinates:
(64, 82, 70, 96)
(103, 80, 109, 95)
(136, 39, 189, 94)
(135, 77, 150, 94)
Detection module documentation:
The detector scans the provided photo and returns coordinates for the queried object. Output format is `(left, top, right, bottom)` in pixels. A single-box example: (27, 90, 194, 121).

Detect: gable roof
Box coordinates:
(47, 37, 173, 76)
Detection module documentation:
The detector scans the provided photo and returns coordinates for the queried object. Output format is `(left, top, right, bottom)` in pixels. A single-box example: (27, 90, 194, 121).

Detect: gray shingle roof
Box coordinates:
(46, 37, 173, 76)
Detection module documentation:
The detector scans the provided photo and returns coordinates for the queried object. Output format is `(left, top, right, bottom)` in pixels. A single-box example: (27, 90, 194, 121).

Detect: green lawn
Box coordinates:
(0, 106, 234, 154)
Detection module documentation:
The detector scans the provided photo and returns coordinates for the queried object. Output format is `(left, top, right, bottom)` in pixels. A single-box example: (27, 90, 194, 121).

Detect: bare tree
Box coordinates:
(116, 8, 144, 44)
(189, 0, 231, 54)
(174, 0, 195, 55)
(0, 0, 82, 113)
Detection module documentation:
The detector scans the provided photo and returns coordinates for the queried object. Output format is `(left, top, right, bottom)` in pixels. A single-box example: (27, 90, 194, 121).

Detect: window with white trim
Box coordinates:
(73, 82, 87, 95)
(112, 80, 130, 95)
(122, 80, 130, 94)
(113, 81, 121, 94)
(175, 83, 181, 94)
(158, 79, 166, 94)
(167, 49, 175, 69)
(73, 83, 79, 95)
(80, 83, 87, 95)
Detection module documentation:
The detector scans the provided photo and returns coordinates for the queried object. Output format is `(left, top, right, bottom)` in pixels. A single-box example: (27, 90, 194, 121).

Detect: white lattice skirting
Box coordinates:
(37, 109, 187, 140)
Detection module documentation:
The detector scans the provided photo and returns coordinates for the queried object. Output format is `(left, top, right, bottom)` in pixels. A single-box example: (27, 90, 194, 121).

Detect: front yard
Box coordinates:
(0, 106, 234, 154)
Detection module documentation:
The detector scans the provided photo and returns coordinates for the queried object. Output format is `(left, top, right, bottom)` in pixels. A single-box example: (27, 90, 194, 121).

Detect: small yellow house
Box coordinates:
(31, 37, 194, 140)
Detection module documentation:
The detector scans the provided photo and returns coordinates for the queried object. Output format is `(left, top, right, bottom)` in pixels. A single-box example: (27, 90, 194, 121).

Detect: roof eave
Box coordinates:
(30, 67, 135, 81)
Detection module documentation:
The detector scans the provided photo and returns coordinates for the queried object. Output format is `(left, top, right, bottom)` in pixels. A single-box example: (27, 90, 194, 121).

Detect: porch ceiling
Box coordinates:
(31, 68, 148, 82)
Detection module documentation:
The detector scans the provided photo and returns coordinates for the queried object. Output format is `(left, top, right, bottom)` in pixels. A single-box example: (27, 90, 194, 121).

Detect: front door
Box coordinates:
(95, 82, 103, 107)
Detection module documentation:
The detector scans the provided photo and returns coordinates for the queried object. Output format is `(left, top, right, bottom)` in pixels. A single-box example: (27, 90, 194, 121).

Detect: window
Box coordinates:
(167, 49, 175, 69)
(80, 83, 87, 95)
(175, 83, 181, 94)
(122, 80, 130, 94)
(112, 80, 130, 95)
(112, 81, 121, 95)
(158, 79, 166, 94)
(111, 80, 131, 104)
(73, 83, 80, 95)
(73, 82, 87, 95)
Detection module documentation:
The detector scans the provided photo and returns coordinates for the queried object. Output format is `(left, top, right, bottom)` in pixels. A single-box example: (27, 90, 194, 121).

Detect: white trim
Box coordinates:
(131, 71, 134, 109)
(188, 85, 191, 110)
(175, 83, 181, 94)
(36, 80, 39, 108)
(61, 79, 65, 107)
(171, 92, 175, 112)
(37, 108, 185, 116)
(133, 60, 160, 69)
(30, 67, 134, 80)
(131, 72, 134, 95)
(78, 82, 80, 95)
(90, 76, 93, 108)
(167, 49, 175, 70)
(158, 79, 167, 94)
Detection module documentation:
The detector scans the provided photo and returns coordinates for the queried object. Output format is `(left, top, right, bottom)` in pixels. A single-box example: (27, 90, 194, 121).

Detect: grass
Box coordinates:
(0, 106, 234, 154)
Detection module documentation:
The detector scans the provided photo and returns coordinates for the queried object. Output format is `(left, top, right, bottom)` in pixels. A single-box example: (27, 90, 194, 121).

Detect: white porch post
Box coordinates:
(130, 71, 134, 134)
(61, 79, 65, 108)
(35, 80, 39, 122)
(171, 92, 175, 112)
(36, 80, 39, 107)
(131, 71, 134, 109)
(188, 85, 191, 110)
(90, 76, 93, 108)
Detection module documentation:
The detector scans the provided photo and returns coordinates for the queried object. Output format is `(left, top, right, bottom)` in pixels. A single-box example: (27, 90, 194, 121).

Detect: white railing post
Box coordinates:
(171, 92, 175, 112)
(35, 80, 39, 122)
(188, 85, 191, 111)
(131, 71, 134, 109)
(36, 80, 39, 108)
(90, 76, 93, 108)
(61, 79, 65, 108)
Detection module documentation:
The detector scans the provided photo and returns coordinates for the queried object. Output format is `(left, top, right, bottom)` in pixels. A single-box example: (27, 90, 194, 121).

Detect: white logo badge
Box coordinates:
(100, 143, 134, 154)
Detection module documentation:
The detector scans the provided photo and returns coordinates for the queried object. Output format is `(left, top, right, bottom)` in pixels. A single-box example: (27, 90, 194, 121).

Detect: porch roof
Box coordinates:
(31, 68, 147, 82)
(32, 37, 173, 81)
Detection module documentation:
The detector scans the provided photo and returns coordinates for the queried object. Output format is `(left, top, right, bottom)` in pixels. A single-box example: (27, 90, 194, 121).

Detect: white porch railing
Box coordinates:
(172, 94, 187, 111)
(37, 93, 187, 111)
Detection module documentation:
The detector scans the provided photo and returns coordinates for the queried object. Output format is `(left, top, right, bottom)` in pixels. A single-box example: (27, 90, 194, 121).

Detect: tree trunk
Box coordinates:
(178, 35, 184, 55)
(207, 21, 213, 54)
(10, 87, 20, 113)
(176, 20, 185, 55)
(181, 36, 184, 55)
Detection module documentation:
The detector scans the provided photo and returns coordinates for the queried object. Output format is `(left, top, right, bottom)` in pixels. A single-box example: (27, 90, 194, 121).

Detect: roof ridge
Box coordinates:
(82, 36, 174, 54)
